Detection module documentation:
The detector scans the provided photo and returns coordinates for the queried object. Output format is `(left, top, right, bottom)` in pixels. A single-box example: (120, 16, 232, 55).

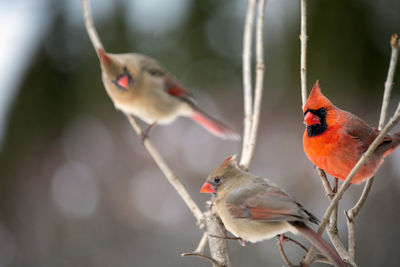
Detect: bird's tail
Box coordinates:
(289, 221, 346, 267)
(190, 109, 240, 141)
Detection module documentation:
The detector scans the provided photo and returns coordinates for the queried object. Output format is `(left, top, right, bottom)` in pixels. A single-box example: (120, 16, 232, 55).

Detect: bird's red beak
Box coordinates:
(200, 182, 215, 193)
(304, 112, 320, 126)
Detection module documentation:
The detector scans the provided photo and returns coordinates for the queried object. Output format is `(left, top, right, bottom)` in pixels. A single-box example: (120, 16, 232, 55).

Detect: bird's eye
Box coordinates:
(148, 69, 165, 77)
(319, 108, 327, 116)
(213, 178, 221, 184)
(113, 67, 133, 90)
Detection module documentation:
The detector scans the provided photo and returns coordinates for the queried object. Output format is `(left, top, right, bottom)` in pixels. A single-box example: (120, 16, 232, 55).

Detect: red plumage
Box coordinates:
(303, 81, 400, 184)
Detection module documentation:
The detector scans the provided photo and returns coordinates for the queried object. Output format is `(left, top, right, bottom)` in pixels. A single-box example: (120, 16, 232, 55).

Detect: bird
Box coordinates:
(303, 81, 400, 184)
(81, 0, 240, 140)
(200, 155, 346, 267)
(97, 50, 240, 140)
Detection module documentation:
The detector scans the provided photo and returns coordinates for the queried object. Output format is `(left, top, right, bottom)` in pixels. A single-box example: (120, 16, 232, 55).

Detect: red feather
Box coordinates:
(165, 77, 190, 98)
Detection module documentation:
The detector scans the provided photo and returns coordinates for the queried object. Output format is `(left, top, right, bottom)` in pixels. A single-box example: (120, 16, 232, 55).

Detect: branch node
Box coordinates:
(390, 33, 399, 49)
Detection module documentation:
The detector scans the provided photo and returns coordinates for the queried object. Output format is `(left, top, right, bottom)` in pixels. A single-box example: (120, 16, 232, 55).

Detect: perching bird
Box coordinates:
(201, 155, 345, 267)
(303, 81, 400, 184)
(97, 50, 240, 140)
(81, 0, 240, 140)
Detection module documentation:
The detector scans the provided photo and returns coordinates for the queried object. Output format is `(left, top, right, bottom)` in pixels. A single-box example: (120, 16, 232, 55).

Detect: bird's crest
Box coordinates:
(303, 81, 333, 112)
(219, 154, 238, 169)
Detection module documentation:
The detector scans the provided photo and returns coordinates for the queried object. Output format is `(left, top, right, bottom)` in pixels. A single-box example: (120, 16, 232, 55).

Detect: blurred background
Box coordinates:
(0, 0, 399, 266)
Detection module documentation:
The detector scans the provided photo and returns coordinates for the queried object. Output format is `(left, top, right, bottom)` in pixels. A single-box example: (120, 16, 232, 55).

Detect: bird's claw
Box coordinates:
(277, 234, 287, 244)
(239, 238, 247, 246)
(139, 131, 149, 144)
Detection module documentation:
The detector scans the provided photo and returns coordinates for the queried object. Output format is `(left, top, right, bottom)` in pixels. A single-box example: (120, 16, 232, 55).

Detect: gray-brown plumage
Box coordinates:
(82, 0, 240, 140)
(201, 155, 346, 267)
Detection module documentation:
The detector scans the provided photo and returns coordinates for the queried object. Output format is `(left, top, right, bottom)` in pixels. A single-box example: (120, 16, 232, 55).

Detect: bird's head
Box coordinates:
(98, 49, 167, 98)
(200, 155, 243, 195)
(303, 81, 336, 137)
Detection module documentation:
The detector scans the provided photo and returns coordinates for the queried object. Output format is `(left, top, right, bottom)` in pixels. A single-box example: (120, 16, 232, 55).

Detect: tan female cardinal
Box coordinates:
(98, 50, 240, 140)
(303, 81, 400, 184)
(81, 0, 240, 140)
(201, 155, 346, 267)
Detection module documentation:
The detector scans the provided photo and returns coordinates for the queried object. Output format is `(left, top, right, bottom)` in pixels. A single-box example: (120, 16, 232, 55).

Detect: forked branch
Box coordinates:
(345, 33, 400, 262)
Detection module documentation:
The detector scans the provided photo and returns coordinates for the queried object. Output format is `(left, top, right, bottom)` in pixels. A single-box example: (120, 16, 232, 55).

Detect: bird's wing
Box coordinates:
(224, 182, 311, 223)
(164, 76, 195, 104)
(343, 111, 392, 151)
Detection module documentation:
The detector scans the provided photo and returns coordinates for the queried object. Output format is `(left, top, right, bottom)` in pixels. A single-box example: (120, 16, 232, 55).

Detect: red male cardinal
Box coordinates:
(201, 155, 346, 267)
(97, 50, 240, 140)
(303, 81, 400, 184)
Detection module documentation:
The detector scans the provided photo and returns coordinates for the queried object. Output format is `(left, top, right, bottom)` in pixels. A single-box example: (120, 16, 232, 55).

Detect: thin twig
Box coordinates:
(345, 33, 400, 262)
(317, 172, 351, 262)
(241, 0, 267, 169)
(240, 0, 257, 166)
(126, 115, 204, 226)
(327, 202, 350, 261)
(209, 235, 242, 241)
(316, 168, 334, 197)
(276, 237, 296, 267)
(81, 0, 104, 55)
(327, 178, 349, 260)
(379, 34, 400, 129)
(302, 101, 400, 266)
(282, 236, 309, 252)
(314, 254, 334, 265)
(195, 233, 209, 253)
(300, 0, 308, 107)
(181, 253, 224, 267)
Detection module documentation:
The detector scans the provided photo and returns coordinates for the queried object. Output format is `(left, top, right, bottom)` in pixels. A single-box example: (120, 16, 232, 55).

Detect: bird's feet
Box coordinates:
(139, 122, 156, 144)
(277, 234, 287, 244)
(238, 238, 247, 246)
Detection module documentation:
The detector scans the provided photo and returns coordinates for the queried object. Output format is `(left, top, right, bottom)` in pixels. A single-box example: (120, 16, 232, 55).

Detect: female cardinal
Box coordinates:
(201, 155, 346, 267)
(303, 81, 400, 184)
(98, 50, 240, 140)
(81, 0, 239, 140)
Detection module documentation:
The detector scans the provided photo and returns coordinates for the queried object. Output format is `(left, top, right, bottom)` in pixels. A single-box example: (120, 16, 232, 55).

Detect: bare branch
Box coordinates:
(240, 0, 257, 166)
(204, 202, 231, 267)
(300, 0, 308, 107)
(126, 115, 204, 226)
(282, 235, 309, 252)
(241, 0, 267, 169)
(316, 168, 334, 197)
(327, 202, 350, 261)
(181, 253, 225, 267)
(379, 34, 400, 129)
(303, 101, 400, 266)
(81, 0, 104, 56)
(345, 33, 400, 263)
(193, 233, 208, 254)
(316, 173, 350, 262)
(314, 254, 334, 265)
(276, 237, 296, 267)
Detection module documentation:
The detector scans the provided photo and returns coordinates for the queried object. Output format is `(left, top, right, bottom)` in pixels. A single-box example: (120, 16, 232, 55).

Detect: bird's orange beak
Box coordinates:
(200, 182, 215, 193)
(304, 112, 320, 126)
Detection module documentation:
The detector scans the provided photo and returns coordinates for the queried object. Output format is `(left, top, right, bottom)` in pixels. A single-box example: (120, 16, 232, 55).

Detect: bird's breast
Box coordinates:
(215, 200, 295, 243)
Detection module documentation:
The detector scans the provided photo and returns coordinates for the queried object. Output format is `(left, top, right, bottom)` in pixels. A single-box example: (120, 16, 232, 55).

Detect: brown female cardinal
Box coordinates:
(81, 0, 240, 140)
(303, 81, 400, 184)
(201, 155, 346, 267)
(97, 50, 240, 140)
